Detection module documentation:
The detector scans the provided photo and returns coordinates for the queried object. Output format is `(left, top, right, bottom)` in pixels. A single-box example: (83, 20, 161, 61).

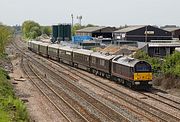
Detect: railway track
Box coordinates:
(22, 58, 90, 122)
(140, 91, 180, 111)
(46, 59, 180, 122)
(13, 40, 134, 121)
(12, 39, 180, 122)
(21, 58, 72, 122)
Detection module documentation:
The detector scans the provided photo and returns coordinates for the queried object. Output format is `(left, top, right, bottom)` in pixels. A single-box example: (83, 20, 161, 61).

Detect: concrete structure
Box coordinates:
(113, 25, 172, 42)
(76, 26, 117, 39)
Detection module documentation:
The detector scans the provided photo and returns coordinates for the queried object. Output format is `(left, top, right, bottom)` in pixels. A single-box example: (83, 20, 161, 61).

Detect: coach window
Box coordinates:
(85, 56, 89, 62)
(92, 57, 96, 64)
(100, 59, 105, 66)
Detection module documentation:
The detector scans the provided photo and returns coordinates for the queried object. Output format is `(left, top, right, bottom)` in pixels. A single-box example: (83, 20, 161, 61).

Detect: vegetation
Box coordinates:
(0, 68, 29, 121)
(0, 23, 29, 121)
(0, 25, 12, 54)
(162, 51, 180, 77)
(41, 26, 51, 36)
(22, 20, 42, 40)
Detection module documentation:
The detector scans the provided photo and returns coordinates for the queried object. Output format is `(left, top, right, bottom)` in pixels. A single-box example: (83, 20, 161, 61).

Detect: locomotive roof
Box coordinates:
(73, 49, 93, 55)
(91, 52, 116, 60)
(112, 55, 140, 67)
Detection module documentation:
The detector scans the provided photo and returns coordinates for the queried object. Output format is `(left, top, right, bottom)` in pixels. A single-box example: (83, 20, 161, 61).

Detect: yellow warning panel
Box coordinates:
(134, 73, 152, 81)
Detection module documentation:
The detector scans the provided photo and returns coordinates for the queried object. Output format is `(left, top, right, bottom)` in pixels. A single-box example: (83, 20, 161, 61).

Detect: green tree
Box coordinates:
(42, 26, 52, 36)
(22, 20, 41, 39)
(0, 25, 12, 54)
(162, 51, 180, 77)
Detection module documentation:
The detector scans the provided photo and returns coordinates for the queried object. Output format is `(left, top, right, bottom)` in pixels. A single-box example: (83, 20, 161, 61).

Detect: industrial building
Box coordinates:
(142, 40, 180, 57)
(163, 27, 180, 40)
(113, 25, 172, 42)
(76, 26, 117, 39)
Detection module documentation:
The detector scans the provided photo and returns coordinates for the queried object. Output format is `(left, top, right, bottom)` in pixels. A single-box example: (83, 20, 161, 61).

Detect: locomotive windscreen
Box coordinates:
(135, 61, 152, 72)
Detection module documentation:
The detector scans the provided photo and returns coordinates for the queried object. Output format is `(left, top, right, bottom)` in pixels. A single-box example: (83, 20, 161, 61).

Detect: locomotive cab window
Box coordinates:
(135, 62, 152, 72)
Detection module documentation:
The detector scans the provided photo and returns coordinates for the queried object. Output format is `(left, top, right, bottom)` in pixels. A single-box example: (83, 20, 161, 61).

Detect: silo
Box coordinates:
(57, 24, 64, 42)
(66, 24, 72, 41)
(57, 24, 72, 42)
(52, 25, 58, 43)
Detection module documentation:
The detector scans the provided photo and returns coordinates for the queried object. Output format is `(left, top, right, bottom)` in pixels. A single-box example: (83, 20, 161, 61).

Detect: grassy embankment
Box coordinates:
(0, 24, 29, 121)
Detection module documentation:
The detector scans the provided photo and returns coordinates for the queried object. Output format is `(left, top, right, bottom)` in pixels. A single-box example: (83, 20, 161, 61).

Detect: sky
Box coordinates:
(1, 0, 180, 27)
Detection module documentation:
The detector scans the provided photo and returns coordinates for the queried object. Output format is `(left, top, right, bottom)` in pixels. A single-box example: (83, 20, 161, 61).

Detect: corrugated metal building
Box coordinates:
(163, 27, 180, 40)
(76, 26, 117, 38)
(113, 25, 172, 42)
(141, 41, 180, 57)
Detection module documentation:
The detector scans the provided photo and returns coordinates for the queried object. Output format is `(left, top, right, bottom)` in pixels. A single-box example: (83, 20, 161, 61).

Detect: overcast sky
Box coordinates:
(1, 0, 180, 27)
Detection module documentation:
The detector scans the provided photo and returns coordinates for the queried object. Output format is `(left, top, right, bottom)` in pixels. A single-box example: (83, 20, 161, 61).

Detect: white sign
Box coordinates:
(144, 31, 154, 35)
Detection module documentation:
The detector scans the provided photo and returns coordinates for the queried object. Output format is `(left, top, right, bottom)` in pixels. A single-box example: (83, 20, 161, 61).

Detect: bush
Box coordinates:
(0, 25, 12, 54)
(162, 51, 180, 77)
(0, 68, 29, 121)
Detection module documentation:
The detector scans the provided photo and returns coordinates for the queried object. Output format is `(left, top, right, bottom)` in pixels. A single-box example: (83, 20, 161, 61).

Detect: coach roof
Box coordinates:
(91, 52, 116, 60)
(73, 49, 93, 55)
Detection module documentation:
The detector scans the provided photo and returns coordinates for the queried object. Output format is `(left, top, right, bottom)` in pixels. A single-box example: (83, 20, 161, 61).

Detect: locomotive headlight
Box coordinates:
(135, 82, 140, 85)
(148, 82, 152, 85)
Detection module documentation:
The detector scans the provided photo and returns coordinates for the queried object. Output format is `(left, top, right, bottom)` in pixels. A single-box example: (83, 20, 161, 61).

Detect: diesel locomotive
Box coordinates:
(28, 41, 152, 89)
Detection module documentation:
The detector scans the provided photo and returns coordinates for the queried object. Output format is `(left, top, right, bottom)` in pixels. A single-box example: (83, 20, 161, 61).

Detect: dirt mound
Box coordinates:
(153, 75, 180, 90)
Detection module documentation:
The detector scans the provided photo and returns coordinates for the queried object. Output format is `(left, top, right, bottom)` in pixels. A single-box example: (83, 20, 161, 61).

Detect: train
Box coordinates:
(28, 41, 153, 89)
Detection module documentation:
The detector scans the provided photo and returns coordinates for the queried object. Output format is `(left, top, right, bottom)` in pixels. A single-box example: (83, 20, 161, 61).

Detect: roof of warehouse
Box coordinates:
(114, 25, 145, 33)
(91, 52, 116, 60)
(112, 55, 140, 67)
(162, 27, 180, 32)
(76, 26, 107, 33)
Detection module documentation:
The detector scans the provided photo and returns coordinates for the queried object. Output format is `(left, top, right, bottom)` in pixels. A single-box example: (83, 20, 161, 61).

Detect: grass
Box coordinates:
(0, 67, 29, 122)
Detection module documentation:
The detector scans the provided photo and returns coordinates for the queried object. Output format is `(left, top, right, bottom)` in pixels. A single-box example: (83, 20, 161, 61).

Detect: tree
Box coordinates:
(72, 23, 84, 35)
(162, 51, 180, 77)
(0, 25, 12, 54)
(22, 20, 41, 39)
(42, 26, 51, 36)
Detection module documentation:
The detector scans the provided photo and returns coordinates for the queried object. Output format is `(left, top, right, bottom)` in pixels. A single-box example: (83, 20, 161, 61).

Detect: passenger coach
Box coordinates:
(73, 49, 93, 71)
(90, 52, 116, 78)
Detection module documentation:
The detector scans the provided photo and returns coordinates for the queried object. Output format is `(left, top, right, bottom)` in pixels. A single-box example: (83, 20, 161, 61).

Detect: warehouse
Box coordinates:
(163, 27, 180, 40)
(113, 25, 172, 42)
(76, 26, 117, 39)
(142, 41, 180, 57)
